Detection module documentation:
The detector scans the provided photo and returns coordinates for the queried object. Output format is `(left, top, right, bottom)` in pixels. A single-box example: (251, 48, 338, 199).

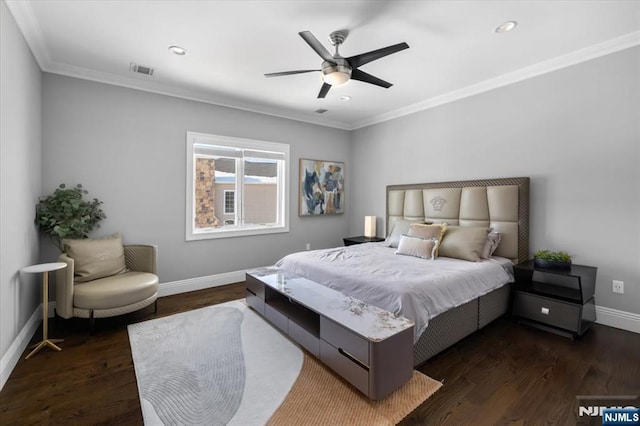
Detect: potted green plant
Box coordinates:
(533, 249, 572, 269)
(35, 184, 106, 251)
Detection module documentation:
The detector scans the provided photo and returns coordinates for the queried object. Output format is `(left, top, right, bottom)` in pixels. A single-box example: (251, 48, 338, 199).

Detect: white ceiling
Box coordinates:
(7, 0, 640, 130)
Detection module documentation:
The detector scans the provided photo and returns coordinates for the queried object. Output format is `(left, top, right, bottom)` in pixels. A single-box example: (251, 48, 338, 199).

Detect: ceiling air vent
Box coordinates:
(314, 108, 328, 114)
(129, 62, 154, 76)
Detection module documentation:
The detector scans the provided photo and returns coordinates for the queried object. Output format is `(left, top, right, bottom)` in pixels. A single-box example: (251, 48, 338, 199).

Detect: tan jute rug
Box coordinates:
(268, 352, 442, 426)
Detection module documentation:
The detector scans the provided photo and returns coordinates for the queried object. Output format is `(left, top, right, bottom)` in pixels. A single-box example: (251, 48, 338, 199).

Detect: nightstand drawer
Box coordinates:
(515, 292, 580, 332)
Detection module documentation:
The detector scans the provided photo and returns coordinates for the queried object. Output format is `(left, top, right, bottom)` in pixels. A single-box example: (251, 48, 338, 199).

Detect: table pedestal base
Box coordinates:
(25, 338, 64, 359)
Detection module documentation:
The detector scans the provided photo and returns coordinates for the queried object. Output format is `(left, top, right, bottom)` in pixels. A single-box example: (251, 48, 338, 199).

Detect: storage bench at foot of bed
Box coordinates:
(246, 268, 415, 400)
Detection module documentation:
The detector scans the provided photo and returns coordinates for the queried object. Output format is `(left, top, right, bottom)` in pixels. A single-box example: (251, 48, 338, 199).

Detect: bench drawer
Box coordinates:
(245, 290, 264, 315)
(246, 275, 265, 299)
(289, 321, 320, 358)
(321, 316, 369, 365)
(265, 304, 288, 334)
(320, 339, 369, 396)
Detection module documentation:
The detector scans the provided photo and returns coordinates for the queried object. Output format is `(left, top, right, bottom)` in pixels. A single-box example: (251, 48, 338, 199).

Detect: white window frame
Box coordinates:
(186, 131, 289, 240)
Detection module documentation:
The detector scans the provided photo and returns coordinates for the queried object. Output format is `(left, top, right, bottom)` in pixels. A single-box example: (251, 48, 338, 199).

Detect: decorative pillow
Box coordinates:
(63, 233, 127, 283)
(384, 219, 423, 248)
(438, 226, 490, 262)
(481, 231, 502, 259)
(396, 235, 438, 260)
(407, 223, 447, 256)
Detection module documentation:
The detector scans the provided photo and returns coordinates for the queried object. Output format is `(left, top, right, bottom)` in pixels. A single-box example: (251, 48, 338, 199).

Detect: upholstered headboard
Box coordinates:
(386, 177, 530, 263)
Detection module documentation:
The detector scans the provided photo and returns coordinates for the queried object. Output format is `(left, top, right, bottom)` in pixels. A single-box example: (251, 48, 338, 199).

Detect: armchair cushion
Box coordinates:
(73, 271, 159, 310)
(63, 234, 127, 282)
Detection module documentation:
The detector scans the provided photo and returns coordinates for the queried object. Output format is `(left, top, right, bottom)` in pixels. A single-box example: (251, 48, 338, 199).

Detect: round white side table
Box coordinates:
(22, 262, 67, 359)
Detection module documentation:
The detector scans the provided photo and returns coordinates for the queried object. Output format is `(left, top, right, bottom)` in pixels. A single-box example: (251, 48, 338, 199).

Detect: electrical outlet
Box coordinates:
(612, 280, 624, 294)
(305, 243, 311, 251)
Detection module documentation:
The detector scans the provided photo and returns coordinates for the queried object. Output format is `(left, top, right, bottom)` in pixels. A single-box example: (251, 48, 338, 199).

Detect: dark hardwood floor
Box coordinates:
(1, 283, 638, 425)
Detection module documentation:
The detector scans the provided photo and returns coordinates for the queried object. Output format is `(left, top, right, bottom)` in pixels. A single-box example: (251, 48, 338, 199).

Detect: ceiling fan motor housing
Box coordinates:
(322, 58, 352, 86)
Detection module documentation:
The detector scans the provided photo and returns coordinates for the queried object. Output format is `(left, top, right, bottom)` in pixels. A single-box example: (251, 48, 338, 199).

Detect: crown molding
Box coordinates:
(4, 0, 50, 69)
(44, 60, 353, 130)
(350, 30, 640, 130)
(6, 0, 639, 132)
(4, 0, 351, 130)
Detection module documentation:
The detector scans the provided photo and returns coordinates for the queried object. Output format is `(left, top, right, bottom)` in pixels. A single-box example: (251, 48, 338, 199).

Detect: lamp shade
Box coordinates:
(364, 216, 376, 238)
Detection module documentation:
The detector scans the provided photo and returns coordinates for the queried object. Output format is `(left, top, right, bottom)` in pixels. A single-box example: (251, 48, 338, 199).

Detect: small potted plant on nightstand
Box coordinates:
(533, 249, 572, 269)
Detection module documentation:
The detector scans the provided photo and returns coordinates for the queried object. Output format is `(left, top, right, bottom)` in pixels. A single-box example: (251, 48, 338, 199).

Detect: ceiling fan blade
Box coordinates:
(265, 70, 320, 77)
(299, 31, 336, 63)
(346, 42, 409, 68)
(318, 83, 332, 98)
(350, 69, 392, 88)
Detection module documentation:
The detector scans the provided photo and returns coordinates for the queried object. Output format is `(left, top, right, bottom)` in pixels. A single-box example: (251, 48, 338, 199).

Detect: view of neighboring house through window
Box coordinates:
(186, 132, 289, 240)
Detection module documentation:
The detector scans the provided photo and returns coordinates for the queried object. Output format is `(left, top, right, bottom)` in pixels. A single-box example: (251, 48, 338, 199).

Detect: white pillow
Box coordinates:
(396, 235, 438, 260)
(384, 219, 422, 248)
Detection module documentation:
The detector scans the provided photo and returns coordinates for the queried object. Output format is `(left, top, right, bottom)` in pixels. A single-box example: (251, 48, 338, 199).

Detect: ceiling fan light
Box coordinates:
(323, 71, 350, 86)
(321, 62, 352, 86)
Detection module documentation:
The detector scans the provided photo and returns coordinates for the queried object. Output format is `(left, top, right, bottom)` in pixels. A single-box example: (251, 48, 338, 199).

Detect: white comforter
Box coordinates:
(275, 242, 514, 342)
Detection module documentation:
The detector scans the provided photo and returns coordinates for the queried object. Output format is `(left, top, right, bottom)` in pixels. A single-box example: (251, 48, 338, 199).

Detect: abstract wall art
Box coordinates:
(299, 159, 344, 216)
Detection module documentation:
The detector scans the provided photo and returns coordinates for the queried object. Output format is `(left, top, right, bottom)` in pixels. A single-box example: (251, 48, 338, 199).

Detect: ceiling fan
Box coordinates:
(265, 30, 409, 98)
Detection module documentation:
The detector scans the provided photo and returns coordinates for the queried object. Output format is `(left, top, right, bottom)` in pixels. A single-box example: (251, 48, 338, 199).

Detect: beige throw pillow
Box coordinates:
(396, 235, 438, 260)
(407, 223, 447, 256)
(63, 233, 127, 282)
(438, 226, 490, 262)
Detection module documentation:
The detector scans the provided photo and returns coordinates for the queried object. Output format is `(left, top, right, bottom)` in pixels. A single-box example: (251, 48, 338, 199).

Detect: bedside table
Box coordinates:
(343, 236, 385, 246)
(512, 260, 597, 339)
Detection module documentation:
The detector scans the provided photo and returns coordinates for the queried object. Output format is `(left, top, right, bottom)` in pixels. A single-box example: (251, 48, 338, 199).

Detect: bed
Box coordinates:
(277, 177, 529, 366)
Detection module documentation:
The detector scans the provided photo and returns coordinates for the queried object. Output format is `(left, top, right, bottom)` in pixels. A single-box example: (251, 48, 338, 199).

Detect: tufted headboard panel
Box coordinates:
(386, 177, 530, 263)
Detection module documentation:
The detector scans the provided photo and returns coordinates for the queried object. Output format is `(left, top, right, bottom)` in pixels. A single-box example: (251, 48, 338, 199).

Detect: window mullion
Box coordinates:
(236, 155, 244, 226)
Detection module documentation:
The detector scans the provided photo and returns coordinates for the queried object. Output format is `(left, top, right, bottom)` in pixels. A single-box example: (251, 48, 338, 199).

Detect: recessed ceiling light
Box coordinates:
(494, 21, 517, 34)
(169, 45, 187, 55)
(339, 96, 351, 102)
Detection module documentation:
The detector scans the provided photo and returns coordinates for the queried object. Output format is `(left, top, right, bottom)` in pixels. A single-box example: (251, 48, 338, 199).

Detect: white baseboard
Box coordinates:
(596, 306, 640, 334)
(0, 305, 41, 391)
(158, 268, 256, 297)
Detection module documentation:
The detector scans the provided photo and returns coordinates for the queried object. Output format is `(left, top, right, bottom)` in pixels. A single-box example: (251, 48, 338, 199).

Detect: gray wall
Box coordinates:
(41, 74, 351, 283)
(349, 47, 640, 315)
(0, 1, 43, 360)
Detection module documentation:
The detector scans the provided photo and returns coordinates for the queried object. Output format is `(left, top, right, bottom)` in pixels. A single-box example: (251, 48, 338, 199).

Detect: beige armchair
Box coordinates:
(56, 244, 159, 332)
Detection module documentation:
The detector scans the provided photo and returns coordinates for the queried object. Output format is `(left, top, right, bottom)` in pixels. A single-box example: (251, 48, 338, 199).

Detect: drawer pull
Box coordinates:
(338, 348, 369, 371)
(541, 307, 550, 315)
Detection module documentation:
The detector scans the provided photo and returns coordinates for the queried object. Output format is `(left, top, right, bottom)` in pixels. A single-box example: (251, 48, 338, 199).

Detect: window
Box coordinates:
(224, 190, 235, 214)
(186, 132, 289, 240)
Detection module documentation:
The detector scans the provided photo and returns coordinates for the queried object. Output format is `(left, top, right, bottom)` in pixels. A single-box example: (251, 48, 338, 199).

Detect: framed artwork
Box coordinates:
(299, 158, 344, 216)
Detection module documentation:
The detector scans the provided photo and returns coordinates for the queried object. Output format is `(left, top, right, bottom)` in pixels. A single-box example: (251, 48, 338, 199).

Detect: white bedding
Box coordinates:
(275, 242, 514, 342)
